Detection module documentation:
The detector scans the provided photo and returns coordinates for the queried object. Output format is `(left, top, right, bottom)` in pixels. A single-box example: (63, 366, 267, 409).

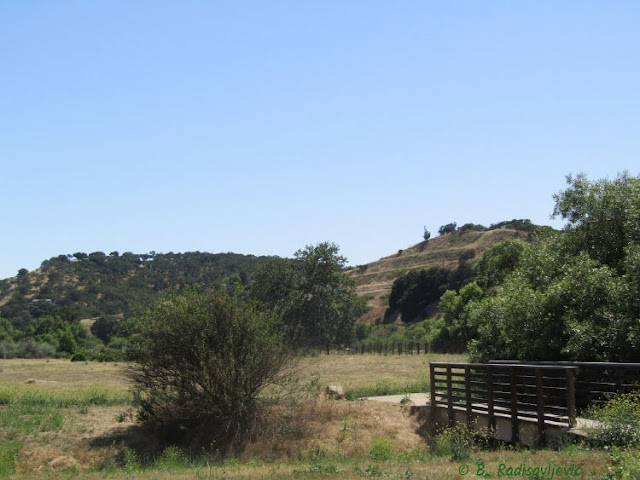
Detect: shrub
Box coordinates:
(0, 341, 17, 359)
(127, 287, 293, 451)
(431, 422, 476, 461)
(70, 352, 87, 362)
(369, 436, 395, 462)
(584, 392, 640, 447)
(602, 447, 640, 479)
(15, 340, 54, 358)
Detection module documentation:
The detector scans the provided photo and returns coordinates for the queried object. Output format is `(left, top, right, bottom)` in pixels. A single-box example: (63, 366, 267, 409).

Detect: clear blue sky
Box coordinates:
(2, 2, 639, 279)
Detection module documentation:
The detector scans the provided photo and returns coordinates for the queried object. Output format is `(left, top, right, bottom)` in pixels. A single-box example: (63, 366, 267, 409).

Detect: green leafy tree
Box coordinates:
(473, 239, 528, 289)
(429, 282, 484, 353)
(438, 222, 457, 235)
(458, 223, 486, 234)
(466, 172, 640, 362)
(553, 172, 640, 272)
(388, 268, 449, 323)
(0, 317, 15, 342)
(251, 242, 366, 350)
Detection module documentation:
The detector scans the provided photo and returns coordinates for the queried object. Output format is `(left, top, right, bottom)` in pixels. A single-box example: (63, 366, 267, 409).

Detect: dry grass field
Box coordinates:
(0, 354, 611, 479)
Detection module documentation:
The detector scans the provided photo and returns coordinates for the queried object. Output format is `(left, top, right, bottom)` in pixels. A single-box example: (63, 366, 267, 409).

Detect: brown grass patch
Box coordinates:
(298, 353, 467, 392)
(0, 359, 129, 391)
(244, 397, 423, 461)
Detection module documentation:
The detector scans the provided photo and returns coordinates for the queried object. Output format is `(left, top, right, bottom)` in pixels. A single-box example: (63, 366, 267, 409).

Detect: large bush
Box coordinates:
(585, 392, 640, 448)
(127, 287, 293, 449)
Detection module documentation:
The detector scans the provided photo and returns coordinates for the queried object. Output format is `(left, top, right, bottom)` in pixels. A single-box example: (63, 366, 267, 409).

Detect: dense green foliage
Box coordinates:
(251, 242, 367, 350)
(127, 287, 292, 450)
(386, 268, 450, 323)
(438, 223, 457, 235)
(0, 251, 268, 359)
(435, 172, 640, 361)
(0, 251, 268, 329)
(435, 219, 536, 237)
(585, 392, 640, 448)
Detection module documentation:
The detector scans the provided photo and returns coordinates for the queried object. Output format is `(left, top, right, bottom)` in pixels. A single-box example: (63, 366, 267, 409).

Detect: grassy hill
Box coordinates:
(348, 229, 530, 324)
(0, 251, 270, 328)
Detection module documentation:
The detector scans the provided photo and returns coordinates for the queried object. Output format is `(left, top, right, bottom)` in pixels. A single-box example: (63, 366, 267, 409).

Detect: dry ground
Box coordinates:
(0, 359, 129, 391)
(0, 355, 610, 479)
(0, 353, 467, 394)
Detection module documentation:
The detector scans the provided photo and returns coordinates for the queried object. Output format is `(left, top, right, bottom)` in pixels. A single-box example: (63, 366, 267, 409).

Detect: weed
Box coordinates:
(369, 436, 395, 462)
(601, 446, 640, 479)
(303, 463, 340, 474)
(339, 418, 352, 442)
(397, 446, 431, 463)
(432, 422, 476, 461)
(156, 445, 189, 470)
(115, 409, 135, 423)
(122, 446, 142, 473)
(307, 443, 328, 462)
(355, 464, 385, 477)
(396, 470, 414, 479)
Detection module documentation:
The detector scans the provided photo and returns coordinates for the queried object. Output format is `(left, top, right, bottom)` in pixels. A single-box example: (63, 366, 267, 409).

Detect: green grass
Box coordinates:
(0, 439, 21, 477)
(0, 404, 64, 434)
(343, 378, 429, 400)
(0, 384, 131, 476)
(0, 384, 132, 408)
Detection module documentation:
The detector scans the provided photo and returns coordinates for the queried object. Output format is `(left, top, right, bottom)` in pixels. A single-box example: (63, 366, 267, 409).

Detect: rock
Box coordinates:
(325, 385, 345, 400)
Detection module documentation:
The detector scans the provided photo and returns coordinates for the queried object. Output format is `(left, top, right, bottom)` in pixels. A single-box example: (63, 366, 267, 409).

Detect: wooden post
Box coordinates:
(465, 365, 472, 423)
(510, 366, 519, 444)
(430, 363, 436, 407)
(447, 366, 454, 425)
(566, 368, 576, 427)
(535, 368, 546, 445)
(487, 368, 495, 431)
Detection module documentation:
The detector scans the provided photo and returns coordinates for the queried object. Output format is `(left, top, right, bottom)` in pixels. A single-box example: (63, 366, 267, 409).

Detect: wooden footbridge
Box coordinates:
(428, 361, 640, 446)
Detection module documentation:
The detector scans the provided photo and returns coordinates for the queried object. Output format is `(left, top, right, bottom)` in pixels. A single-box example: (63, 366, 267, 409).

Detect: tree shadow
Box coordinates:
(88, 416, 256, 465)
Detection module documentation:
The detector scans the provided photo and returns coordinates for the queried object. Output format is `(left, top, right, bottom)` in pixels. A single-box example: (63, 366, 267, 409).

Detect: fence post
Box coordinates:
(566, 368, 576, 427)
(535, 368, 546, 445)
(430, 363, 436, 407)
(510, 366, 519, 444)
(447, 366, 454, 425)
(487, 367, 495, 431)
(465, 365, 472, 423)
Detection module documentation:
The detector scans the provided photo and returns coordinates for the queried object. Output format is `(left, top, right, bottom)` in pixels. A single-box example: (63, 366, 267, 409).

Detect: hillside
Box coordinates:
(348, 229, 530, 323)
(0, 251, 269, 328)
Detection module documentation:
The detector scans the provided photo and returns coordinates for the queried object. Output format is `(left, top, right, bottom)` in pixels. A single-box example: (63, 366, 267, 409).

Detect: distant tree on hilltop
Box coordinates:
(438, 222, 457, 235)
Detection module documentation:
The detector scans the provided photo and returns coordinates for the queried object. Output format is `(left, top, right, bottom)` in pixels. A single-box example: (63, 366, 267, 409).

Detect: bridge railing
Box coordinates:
(429, 362, 578, 443)
(488, 361, 640, 411)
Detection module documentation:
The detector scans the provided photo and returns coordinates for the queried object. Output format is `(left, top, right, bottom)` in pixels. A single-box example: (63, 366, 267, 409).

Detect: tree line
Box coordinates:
(384, 172, 640, 362)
